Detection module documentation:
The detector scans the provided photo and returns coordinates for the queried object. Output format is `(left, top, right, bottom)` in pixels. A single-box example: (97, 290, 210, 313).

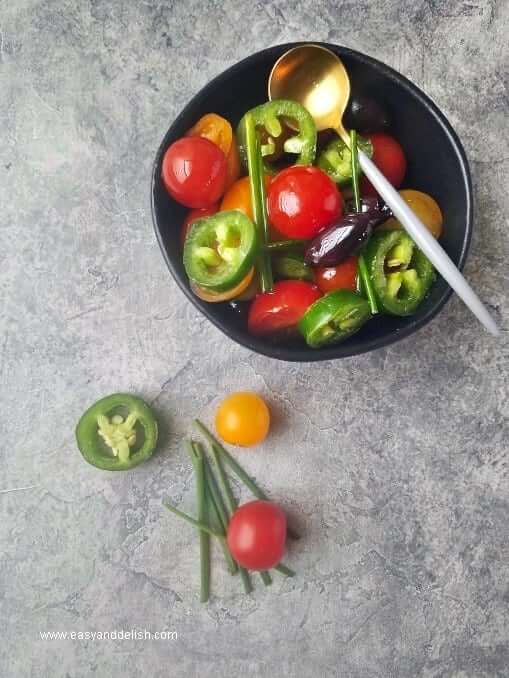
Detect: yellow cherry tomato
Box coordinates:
(380, 189, 443, 238)
(190, 268, 255, 303)
(187, 113, 233, 157)
(220, 175, 271, 221)
(215, 392, 270, 447)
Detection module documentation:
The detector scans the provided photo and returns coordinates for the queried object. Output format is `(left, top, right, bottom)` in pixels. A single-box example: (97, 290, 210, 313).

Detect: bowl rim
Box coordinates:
(151, 41, 473, 362)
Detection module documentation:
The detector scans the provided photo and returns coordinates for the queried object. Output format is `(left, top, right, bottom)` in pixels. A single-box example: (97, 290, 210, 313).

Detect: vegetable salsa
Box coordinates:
(161, 68, 443, 350)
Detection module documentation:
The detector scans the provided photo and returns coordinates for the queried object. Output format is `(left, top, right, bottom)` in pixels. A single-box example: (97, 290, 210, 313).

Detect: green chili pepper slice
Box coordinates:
(317, 136, 373, 185)
(76, 394, 158, 471)
(298, 290, 371, 348)
(273, 252, 313, 282)
(183, 210, 258, 292)
(363, 229, 435, 316)
(237, 100, 317, 174)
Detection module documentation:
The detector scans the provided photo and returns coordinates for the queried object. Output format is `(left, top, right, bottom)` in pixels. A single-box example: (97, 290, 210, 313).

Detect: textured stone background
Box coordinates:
(1, 1, 508, 676)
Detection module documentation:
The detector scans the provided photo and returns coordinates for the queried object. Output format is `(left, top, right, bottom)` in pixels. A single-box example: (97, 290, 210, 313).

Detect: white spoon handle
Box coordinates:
(358, 151, 499, 336)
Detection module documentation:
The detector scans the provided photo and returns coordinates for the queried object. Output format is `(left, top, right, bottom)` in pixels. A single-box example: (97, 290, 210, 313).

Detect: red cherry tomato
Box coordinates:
(227, 500, 287, 570)
(181, 204, 218, 244)
(361, 133, 407, 196)
(267, 166, 343, 239)
(162, 137, 227, 208)
(314, 256, 358, 293)
(248, 280, 322, 337)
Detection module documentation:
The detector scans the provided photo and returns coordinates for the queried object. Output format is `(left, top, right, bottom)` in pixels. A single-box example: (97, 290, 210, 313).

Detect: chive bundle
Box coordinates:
(164, 420, 295, 602)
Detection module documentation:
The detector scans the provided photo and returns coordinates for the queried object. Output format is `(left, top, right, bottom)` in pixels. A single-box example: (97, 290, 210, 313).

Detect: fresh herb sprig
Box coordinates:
(245, 112, 273, 292)
(351, 129, 379, 314)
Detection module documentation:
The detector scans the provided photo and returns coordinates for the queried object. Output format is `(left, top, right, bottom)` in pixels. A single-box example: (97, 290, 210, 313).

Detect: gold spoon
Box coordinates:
(269, 44, 351, 144)
(268, 44, 499, 336)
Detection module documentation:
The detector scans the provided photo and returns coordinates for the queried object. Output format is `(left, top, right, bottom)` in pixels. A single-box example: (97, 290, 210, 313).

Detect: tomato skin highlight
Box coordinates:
(248, 280, 322, 337)
(215, 392, 270, 446)
(227, 500, 287, 570)
(360, 133, 407, 196)
(162, 137, 227, 208)
(314, 256, 358, 293)
(181, 204, 218, 244)
(267, 166, 343, 239)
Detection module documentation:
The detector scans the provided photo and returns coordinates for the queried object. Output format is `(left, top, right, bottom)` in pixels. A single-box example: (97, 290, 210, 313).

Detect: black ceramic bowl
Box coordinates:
(152, 42, 472, 361)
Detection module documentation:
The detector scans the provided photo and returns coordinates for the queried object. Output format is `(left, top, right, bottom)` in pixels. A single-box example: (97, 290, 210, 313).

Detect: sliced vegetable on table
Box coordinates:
(76, 394, 158, 471)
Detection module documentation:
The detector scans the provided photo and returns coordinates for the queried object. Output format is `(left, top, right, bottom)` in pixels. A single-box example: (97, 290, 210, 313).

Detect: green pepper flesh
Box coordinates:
(364, 230, 435, 316)
(237, 100, 317, 174)
(317, 136, 373, 185)
(183, 211, 257, 292)
(76, 394, 158, 471)
(298, 290, 371, 348)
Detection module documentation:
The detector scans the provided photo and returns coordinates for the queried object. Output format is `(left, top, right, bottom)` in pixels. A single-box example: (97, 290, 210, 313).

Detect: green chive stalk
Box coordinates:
(245, 112, 273, 292)
(188, 441, 210, 603)
(266, 239, 306, 252)
(350, 129, 378, 314)
(208, 445, 253, 594)
(163, 503, 222, 538)
(194, 419, 300, 541)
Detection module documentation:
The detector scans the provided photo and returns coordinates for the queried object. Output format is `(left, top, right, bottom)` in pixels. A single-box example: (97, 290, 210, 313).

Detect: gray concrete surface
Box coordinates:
(1, 1, 508, 676)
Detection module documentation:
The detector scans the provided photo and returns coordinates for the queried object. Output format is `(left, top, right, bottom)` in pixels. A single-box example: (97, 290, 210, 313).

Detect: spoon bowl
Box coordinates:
(269, 44, 350, 141)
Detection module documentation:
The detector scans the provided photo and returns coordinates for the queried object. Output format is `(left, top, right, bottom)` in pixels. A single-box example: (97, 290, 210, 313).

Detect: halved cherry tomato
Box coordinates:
(187, 114, 240, 189)
(162, 137, 227, 208)
(186, 113, 232, 156)
(314, 256, 358, 293)
(380, 189, 443, 238)
(190, 268, 255, 303)
(267, 166, 343, 239)
(220, 175, 271, 221)
(227, 500, 286, 570)
(248, 280, 322, 337)
(215, 392, 270, 447)
(181, 204, 218, 245)
(361, 133, 407, 196)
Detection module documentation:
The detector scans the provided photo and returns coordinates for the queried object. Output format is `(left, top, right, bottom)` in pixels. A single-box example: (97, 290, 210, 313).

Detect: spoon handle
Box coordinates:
(357, 150, 499, 336)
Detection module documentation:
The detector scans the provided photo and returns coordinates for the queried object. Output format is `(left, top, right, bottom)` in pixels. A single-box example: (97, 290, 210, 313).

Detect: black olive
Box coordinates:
(344, 95, 391, 134)
(304, 202, 392, 267)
